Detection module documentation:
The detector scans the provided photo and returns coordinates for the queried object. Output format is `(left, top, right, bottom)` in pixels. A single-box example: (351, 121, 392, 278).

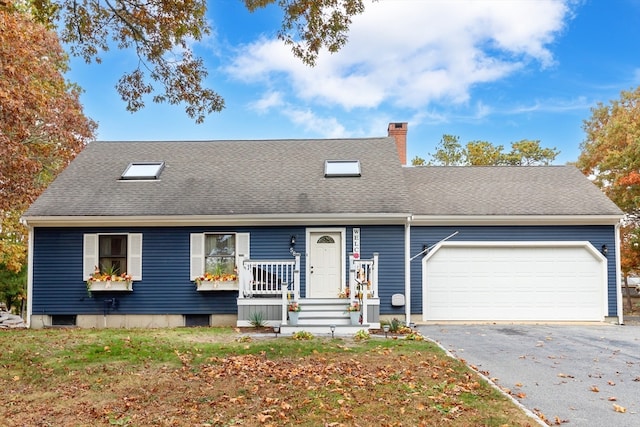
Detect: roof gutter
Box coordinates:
(410, 214, 623, 226)
(21, 213, 413, 227)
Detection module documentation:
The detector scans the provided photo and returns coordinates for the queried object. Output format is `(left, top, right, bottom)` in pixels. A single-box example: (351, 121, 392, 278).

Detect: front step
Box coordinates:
(288, 298, 356, 326)
(279, 324, 370, 336)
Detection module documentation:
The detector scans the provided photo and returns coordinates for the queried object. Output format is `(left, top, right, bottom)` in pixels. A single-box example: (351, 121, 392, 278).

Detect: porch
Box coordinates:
(236, 253, 381, 334)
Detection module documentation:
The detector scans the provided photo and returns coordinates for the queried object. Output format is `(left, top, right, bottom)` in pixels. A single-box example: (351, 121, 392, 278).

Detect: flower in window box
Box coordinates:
(195, 271, 238, 286)
(86, 266, 133, 289)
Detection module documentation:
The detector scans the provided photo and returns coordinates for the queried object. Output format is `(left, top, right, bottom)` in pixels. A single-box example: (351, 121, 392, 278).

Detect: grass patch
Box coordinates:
(0, 328, 537, 426)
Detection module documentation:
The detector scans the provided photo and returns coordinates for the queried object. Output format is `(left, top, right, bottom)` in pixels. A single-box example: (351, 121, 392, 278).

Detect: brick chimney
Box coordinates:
(388, 122, 408, 165)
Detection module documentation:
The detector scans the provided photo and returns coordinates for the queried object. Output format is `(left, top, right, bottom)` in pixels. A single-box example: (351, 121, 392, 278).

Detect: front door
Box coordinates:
(308, 230, 342, 298)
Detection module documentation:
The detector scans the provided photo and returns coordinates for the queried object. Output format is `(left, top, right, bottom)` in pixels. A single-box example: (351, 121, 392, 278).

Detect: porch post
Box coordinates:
(238, 254, 247, 299)
(282, 283, 289, 325)
(348, 254, 356, 306)
(372, 252, 379, 297)
(293, 252, 301, 300)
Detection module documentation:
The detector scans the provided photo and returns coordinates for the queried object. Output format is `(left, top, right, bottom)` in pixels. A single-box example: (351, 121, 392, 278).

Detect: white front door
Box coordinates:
(308, 230, 343, 298)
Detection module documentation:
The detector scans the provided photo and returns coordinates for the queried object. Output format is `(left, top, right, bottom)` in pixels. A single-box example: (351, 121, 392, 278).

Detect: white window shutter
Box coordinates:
(190, 233, 205, 280)
(83, 234, 98, 280)
(236, 233, 250, 260)
(128, 233, 143, 281)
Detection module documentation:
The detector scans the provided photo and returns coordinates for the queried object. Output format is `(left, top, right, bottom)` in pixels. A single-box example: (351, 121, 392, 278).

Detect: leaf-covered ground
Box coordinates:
(0, 328, 537, 426)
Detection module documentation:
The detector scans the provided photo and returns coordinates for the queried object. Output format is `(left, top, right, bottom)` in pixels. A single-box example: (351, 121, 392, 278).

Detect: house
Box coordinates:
(22, 123, 625, 331)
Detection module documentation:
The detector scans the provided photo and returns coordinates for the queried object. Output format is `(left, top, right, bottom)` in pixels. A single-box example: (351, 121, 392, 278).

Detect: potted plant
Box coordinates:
(288, 301, 301, 325)
(346, 302, 360, 325)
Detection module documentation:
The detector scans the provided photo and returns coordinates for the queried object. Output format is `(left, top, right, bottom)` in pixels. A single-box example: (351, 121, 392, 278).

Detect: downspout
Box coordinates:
(405, 216, 412, 325)
(25, 221, 34, 328)
(615, 222, 623, 325)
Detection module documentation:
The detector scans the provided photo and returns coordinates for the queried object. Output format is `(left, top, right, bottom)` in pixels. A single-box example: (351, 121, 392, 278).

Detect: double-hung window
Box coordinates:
(83, 233, 143, 282)
(190, 232, 250, 286)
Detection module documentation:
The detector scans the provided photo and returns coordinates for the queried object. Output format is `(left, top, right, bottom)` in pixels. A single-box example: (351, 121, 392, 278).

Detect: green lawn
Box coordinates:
(0, 328, 537, 426)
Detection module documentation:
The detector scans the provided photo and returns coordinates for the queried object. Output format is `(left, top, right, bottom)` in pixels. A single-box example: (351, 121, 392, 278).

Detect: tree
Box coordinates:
(577, 86, 640, 215)
(1, 2, 96, 273)
(412, 134, 559, 166)
(466, 140, 504, 165)
(425, 134, 465, 166)
(0, 263, 26, 313)
(503, 139, 559, 166)
(578, 86, 640, 311)
(31, 0, 366, 123)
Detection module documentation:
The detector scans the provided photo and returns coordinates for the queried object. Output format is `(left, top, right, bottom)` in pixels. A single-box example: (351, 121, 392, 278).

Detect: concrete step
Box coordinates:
(278, 324, 370, 336)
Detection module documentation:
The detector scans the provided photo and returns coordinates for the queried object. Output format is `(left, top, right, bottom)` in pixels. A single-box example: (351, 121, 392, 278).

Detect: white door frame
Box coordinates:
(305, 228, 346, 298)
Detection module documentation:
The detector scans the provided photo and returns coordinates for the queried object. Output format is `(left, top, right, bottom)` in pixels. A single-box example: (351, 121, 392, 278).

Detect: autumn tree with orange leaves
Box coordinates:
(578, 86, 640, 305)
(0, 1, 95, 311)
(28, 0, 365, 123)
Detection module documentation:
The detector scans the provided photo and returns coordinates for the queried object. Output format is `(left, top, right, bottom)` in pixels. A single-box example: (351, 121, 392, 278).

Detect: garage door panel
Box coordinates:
(424, 244, 605, 322)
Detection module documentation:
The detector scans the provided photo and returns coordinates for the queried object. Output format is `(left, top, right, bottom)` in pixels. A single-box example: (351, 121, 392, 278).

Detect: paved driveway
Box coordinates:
(418, 324, 640, 426)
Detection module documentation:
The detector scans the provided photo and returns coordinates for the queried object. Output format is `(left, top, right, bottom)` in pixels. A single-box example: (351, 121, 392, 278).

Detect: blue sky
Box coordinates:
(67, 0, 640, 165)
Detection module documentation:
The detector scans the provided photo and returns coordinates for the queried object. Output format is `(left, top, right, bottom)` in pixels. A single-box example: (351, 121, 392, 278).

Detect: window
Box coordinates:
(99, 235, 127, 275)
(121, 162, 164, 180)
(324, 160, 361, 177)
(83, 233, 143, 281)
(205, 234, 236, 277)
(190, 233, 250, 281)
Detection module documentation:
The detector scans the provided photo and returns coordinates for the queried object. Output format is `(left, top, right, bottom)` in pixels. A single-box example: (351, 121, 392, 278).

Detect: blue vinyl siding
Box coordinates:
(32, 226, 299, 316)
(352, 226, 405, 315)
(409, 225, 618, 317)
(31, 223, 618, 319)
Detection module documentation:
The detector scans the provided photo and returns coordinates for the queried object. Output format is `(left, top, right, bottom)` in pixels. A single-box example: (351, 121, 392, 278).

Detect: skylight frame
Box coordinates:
(324, 160, 361, 177)
(121, 161, 165, 180)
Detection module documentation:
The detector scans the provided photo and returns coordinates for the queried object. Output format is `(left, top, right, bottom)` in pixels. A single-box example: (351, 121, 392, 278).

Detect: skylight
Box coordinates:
(121, 162, 165, 180)
(324, 160, 361, 177)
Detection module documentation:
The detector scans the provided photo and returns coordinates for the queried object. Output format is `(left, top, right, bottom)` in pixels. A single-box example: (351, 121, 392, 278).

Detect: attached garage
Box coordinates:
(422, 241, 607, 322)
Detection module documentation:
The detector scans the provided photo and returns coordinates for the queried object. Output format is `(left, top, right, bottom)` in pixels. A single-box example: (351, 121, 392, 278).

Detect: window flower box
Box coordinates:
(87, 280, 133, 292)
(87, 268, 133, 293)
(194, 273, 238, 291)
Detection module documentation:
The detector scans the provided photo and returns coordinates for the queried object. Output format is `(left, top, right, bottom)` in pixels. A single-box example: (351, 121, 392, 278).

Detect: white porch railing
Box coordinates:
(347, 252, 378, 326)
(239, 253, 300, 299)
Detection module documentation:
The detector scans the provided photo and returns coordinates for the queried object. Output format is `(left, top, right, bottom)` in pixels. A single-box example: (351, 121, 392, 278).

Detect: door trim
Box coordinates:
(305, 228, 346, 298)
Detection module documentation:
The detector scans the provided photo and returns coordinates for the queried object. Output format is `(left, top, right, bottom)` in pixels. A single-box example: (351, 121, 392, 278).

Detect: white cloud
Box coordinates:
(225, 0, 571, 113)
(249, 91, 284, 113)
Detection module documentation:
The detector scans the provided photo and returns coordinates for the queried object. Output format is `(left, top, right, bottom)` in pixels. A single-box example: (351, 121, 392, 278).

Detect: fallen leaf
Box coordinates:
(608, 397, 617, 401)
(613, 404, 626, 413)
(590, 386, 599, 392)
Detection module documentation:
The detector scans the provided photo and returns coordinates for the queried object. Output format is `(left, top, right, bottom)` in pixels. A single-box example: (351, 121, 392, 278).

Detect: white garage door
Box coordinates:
(423, 242, 606, 322)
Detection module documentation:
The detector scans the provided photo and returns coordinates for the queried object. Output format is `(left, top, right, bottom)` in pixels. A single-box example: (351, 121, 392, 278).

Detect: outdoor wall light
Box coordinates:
(601, 244, 608, 256)
(330, 324, 336, 338)
(383, 324, 390, 338)
(290, 235, 296, 249)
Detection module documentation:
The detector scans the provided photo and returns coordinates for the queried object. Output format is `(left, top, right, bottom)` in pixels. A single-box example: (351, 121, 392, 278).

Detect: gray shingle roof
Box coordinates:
(404, 166, 622, 216)
(24, 137, 411, 217)
(23, 138, 623, 222)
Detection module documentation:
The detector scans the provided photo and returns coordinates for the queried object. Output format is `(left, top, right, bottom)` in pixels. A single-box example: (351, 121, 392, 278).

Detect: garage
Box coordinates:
(422, 242, 607, 322)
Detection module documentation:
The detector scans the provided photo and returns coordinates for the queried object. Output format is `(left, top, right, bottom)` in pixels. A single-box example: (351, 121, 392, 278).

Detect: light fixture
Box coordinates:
(601, 244, 608, 256)
(274, 323, 280, 337)
(422, 244, 429, 253)
(330, 324, 336, 338)
(289, 235, 296, 253)
(383, 324, 390, 338)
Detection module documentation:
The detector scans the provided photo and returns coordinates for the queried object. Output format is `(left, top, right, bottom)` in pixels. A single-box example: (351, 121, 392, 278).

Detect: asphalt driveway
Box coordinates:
(418, 323, 640, 426)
